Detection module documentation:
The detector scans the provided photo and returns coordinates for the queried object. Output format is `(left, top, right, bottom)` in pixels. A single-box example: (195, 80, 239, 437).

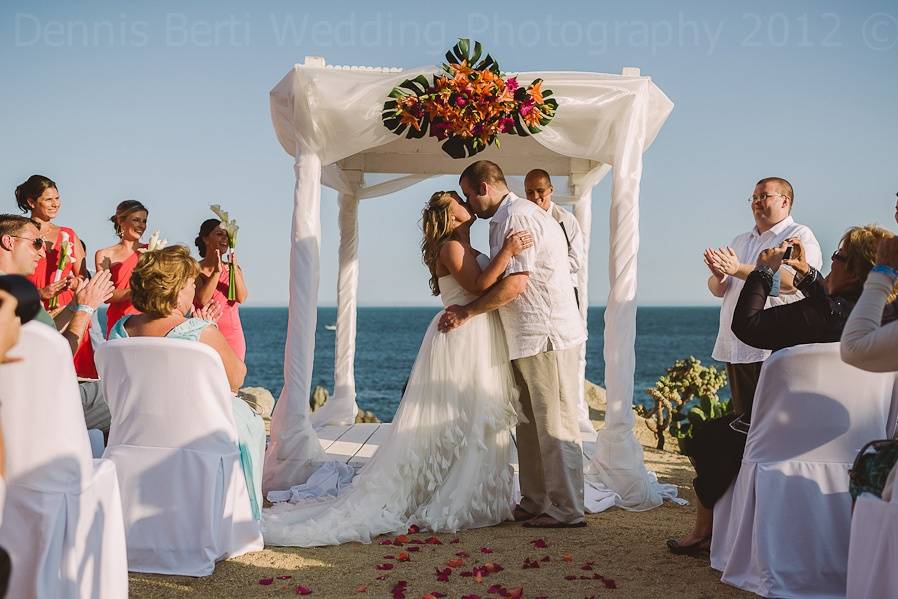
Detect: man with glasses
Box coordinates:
(703, 178, 822, 416)
(0, 213, 114, 432)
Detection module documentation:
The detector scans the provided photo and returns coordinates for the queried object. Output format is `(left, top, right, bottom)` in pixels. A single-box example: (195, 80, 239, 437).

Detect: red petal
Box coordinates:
(276, 575, 293, 580)
(480, 547, 493, 554)
(258, 578, 274, 585)
(295, 586, 312, 595)
(376, 563, 394, 570)
(564, 575, 577, 581)
(355, 585, 368, 593)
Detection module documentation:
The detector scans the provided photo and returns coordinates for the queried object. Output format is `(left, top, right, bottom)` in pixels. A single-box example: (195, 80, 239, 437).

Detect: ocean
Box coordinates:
(242, 306, 728, 422)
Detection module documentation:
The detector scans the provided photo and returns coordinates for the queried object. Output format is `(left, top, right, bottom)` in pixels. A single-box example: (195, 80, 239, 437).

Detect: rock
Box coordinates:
(310, 385, 329, 411)
(237, 387, 274, 420)
(584, 379, 606, 421)
(308, 385, 381, 423)
(355, 409, 381, 424)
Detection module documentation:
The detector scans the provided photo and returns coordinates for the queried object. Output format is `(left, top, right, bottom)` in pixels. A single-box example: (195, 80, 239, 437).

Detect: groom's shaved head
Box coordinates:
(459, 160, 507, 188)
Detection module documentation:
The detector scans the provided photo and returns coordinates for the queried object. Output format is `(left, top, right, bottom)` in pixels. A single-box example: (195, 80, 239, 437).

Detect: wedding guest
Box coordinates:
(0, 288, 20, 364)
(108, 245, 264, 518)
(0, 214, 114, 431)
(704, 177, 822, 417)
(841, 235, 898, 371)
(14, 175, 81, 310)
(194, 219, 248, 360)
(669, 225, 892, 557)
(96, 200, 148, 338)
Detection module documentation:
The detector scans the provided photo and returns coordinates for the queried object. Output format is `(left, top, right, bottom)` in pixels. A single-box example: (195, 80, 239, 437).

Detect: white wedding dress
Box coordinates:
(263, 256, 520, 547)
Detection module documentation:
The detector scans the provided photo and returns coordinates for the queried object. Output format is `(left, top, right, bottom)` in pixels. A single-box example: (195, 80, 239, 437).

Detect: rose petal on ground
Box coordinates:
(376, 563, 394, 571)
(295, 585, 312, 595)
(531, 538, 549, 548)
(276, 575, 293, 580)
(447, 558, 465, 568)
(258, 578, 274, 585)
(407, 547, 421, 552)
(603, 579, 618, 589)
(460, 595, 482, 599)
(564, 575, 577, 581)
(383, 555, 395, 560)
(376, 575, 387, 581)
(480, 547, 494, 554)
(355, 585, 368, 593)
(563, 554, 573, 562)
(397, 552, 411, 562)
(424, 536, 443, 545)
(581, 564, 593, 570)
(507, 588, 523, 599)
(379, 540, 393, 545)
(487, 584, 506, 594)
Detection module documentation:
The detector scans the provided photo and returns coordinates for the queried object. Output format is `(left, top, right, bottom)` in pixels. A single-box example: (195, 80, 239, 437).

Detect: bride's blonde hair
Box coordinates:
(421, 191, 457, 296)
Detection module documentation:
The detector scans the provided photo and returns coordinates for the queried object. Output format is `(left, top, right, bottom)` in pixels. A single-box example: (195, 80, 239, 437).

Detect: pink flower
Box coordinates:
(455, 96, 468, 107)
(519, 99, 535, 117)
(506, 77, 519, 91)
(499, 117, 515, 133)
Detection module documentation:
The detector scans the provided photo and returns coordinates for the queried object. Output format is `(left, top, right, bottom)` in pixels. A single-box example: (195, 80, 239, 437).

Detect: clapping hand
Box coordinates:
(73, 269, 114, 310)
(704, 247, 740, 277)
(876, 237, 898, 270)
(0, 289, 22, 364)
(195, 300, 222, 322)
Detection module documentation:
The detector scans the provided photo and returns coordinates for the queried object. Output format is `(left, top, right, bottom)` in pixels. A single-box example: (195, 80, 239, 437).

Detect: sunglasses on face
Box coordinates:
(9, 235, 44, 250)
(831, 251, 847, 263)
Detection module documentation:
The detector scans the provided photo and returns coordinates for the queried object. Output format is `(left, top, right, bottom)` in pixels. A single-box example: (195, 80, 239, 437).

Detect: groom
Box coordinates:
(438, 160, 587, 528)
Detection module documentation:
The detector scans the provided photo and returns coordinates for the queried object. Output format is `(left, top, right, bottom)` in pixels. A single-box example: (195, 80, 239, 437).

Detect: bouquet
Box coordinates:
(48, 231, 71, 309)
(210, 204, 239, 300)
(146, 230, 168, 252)
(382, 39, 558, 159)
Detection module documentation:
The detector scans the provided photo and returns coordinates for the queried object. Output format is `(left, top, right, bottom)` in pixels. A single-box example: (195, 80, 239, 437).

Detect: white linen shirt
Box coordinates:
(549, 202, 585, 289)
(712, 215, 823, 364)
(489, 193, 587, 360)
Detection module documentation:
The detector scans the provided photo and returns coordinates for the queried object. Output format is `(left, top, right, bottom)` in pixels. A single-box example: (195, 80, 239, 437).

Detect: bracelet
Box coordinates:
(871, 264, 898, 281)
(75, 304, 95, 315)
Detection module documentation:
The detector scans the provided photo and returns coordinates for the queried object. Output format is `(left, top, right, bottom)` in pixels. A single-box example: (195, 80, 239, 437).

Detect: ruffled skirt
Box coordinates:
(263, 310, 519, 546)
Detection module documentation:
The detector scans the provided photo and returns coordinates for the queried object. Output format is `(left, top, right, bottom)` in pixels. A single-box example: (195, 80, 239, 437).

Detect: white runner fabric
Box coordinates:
(268, 64, 673, 501)
(711, 343, 898, 599)
(96, 337, 263, 576)
(0, 322, 127, 599)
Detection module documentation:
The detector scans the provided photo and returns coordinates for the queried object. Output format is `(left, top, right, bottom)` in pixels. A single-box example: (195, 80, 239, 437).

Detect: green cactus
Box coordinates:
(634, 356, 728, 452)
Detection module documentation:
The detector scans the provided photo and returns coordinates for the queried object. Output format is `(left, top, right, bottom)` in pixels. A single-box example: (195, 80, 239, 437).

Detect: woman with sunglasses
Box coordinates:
(193, 219, 248, 360)
(14, 175, 82, 311)
(96, 200, 149, 338)
(669, 225, 896, 557)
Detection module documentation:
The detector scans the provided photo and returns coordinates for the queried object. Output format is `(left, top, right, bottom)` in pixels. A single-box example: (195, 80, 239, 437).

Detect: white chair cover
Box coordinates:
(0, 321, 128, 599)
(95, 337, 263, 576)
(711, 342, 898, 599)
(846, 465, 898, 599)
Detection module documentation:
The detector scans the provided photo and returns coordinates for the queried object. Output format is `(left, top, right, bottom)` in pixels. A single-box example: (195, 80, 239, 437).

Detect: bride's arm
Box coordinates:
(440, 232, 532, 293)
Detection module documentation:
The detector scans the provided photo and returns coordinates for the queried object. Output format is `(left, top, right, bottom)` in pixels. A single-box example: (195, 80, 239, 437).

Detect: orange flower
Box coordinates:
(529, 80, 545, 104)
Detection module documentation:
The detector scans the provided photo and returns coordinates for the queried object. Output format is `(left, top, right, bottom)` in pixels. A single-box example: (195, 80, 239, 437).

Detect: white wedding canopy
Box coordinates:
(263, 55, 674, 510)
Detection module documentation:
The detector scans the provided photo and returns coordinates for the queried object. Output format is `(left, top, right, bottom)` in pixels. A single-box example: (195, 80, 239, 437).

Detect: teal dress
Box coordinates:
(109, 316, 264, 520)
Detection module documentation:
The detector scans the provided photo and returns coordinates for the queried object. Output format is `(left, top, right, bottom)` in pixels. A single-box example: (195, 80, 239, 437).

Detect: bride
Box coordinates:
(263, 190, 532, 547)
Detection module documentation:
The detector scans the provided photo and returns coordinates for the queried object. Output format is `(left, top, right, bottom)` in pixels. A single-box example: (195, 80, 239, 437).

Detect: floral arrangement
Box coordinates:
(48, 231, 71, 309)
(382, 39, 558, 159)
(145, 230, 168, 252)
(210, 204, 239, 300)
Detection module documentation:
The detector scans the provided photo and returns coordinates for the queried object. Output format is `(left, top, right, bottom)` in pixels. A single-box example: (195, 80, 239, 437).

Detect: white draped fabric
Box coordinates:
(265, 59, 673, 506)
(847, 473, 898, 599)
(711, 343, 898, 598)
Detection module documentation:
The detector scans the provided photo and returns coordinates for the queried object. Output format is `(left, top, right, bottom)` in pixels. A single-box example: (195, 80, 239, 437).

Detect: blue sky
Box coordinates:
(2, 1, 896, 306)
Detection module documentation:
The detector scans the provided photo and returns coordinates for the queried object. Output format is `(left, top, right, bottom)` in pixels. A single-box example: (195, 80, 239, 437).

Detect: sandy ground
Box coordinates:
(129, 408, 751, 599)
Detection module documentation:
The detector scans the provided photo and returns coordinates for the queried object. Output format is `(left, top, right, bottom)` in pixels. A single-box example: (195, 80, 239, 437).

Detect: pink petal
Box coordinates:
(530, 538, 549, 548)
(258, 578, 274, 585)
(376, 563, 394, 571)
(295, 586, 312, 595)
(480, 547, 493, 554)
(276, 575, 293, 579)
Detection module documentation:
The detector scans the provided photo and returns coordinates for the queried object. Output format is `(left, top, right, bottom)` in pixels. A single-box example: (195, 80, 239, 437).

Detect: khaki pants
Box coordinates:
(512, 346, 584, 523)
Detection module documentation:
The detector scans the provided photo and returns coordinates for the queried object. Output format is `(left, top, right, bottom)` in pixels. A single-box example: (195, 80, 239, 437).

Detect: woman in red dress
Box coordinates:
(16, 174, 98, 377)
(15, 175, 82, 310)
(95, 200, 148, 338)
(194, 218, 248, 360)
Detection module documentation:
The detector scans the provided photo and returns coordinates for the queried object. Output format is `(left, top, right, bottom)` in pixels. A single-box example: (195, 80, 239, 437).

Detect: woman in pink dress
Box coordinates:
(16, 174, 99, 377)
(15, 175, 82, 310)
(194, 218, 247, 360)
(95, 200, 148, 338)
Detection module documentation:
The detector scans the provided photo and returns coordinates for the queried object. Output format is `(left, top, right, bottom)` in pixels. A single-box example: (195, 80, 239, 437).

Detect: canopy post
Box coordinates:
(313, 170, 363, 426)
(263, 146, 329, 494)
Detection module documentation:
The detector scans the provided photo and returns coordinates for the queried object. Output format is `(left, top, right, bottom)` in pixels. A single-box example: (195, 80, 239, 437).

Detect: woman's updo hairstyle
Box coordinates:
(195, 219, 221, 257)
(110, 200, 148, 237)
(130, 245, 200, 318)
(15, 175, 57, 214)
